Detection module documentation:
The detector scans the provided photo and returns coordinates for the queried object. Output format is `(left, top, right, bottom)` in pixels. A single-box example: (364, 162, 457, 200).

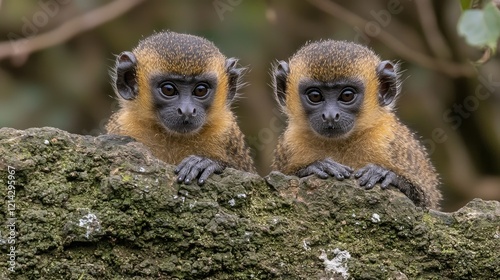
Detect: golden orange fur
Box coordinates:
(273, 40, 441, 209)
(107, 32, 255, 172)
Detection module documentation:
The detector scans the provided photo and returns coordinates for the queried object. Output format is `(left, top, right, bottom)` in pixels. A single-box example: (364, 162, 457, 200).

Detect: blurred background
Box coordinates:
(0, 0, 499, 211)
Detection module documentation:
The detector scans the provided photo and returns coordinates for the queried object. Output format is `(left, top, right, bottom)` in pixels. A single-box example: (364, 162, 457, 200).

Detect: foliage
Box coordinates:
(458, 1, 500, 55)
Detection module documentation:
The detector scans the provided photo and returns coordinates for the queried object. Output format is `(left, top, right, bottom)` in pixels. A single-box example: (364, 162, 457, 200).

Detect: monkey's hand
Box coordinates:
(296, 158, 353, 180)
(354, 164, 401, 190)
(355, 164, 429, 207)
(175, 155, 226, 185)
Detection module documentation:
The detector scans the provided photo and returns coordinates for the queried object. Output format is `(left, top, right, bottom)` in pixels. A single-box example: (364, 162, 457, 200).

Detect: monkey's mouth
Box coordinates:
(158, 115, 203, 135)
(170, 124, 201, 134)
(314, 123, 354, 138)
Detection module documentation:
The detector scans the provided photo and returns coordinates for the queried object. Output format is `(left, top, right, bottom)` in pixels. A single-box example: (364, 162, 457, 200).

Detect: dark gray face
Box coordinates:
(298, 77, 364, 138)
(114, 49, 244, 135)
(150, 73, 217, 134)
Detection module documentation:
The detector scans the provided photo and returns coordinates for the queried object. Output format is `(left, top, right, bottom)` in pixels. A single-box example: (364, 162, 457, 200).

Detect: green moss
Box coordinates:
(0, 128, 499, 279)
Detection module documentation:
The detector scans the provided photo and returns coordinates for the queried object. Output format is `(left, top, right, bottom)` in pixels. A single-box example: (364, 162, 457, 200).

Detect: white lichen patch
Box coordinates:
(228, 199, 236, 207)
(244, 231, 253, 242)
(237, 193, 247, 198)
(139, 167, 146, 173)
(371, 213, 381, 223)
(78, 213, 101, 239)
(303, 239, 311, 251)
(319, 248, 351, 278)
(189, 200, 197, 209)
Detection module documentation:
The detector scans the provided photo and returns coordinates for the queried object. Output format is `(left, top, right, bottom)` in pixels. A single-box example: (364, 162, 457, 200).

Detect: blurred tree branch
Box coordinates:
(305, 0, 475, 77)
(0, 0, 145, 64)
(415, 0, 453, 60)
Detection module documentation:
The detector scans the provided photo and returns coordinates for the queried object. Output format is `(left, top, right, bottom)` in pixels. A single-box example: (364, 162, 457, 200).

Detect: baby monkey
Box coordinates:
(272, 40, 441, 209)
(106, 31, 255, 185)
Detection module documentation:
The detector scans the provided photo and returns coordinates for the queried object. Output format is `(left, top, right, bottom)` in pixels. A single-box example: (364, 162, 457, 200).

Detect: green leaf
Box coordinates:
(457, 2, 500, 51)
(460, 0, 473, 11)
(483, 1, 500, 49)
(459, 0, 488, 11)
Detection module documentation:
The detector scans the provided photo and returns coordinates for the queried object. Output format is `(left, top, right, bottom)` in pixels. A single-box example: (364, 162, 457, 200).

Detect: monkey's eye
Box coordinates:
(339, 88, 355, 103)
(306, 90, 323, 103)
(160, 83, 176, 97)
(193, 84, 209, 97)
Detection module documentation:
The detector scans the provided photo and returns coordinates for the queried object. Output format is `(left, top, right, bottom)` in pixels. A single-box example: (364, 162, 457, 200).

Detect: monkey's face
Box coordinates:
(298, 77, 364, 138)
(151, 73, 217, 134)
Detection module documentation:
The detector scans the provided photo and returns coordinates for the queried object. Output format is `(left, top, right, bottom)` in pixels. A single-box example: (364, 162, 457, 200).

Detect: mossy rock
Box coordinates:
(0, 127, 498, 279)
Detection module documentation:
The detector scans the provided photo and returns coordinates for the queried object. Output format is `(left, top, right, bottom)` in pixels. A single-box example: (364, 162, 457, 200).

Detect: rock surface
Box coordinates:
(0, 127, 499, 279)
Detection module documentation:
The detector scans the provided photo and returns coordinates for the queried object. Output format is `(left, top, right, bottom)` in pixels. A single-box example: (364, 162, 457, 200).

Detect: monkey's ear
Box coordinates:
(225, 57, 245, 102)
(273, 60, 290, 107)
(376, 60, 399, 107)
(115, 51, 139, 100)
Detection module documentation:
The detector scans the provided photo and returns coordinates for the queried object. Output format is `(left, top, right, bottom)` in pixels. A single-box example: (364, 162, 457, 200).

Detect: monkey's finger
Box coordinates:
(312, 166, 329, 179)
(324, 166, 351, 180)
(176, 156, 202, 184)
(324, 158, 354, 175)
(198, 165, 218, 185)
(338, 166, 353, 178)
(365, 174, 384, 190)
(357, 173, 371, 188)
(342, 169, 353, 178)
(360, 166, 388, 189)
(380, 172, 397, 189)
(297, 165, 328, 179)
(357, 171, 379, 188)
(184, 158, 214, 185)
(354, 167, 369, 179)
(175, 155, 198, 174)
(355, 163, 383, 179)
(323, 165, 346, 180)
(354, 171, 365, 179)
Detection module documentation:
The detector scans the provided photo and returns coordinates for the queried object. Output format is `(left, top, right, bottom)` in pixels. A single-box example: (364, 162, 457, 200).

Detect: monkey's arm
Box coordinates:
(224, 123, 256, 173)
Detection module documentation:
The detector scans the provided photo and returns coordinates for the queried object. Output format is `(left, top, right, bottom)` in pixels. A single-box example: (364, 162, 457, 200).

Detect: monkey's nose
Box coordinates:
(322, 112, 340, 123)
(177, 106, 197, 120)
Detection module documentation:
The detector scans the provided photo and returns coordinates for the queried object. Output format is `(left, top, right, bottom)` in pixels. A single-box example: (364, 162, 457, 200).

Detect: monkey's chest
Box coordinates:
(291, 141, 386, 170)
(143, 136, 226, 165)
